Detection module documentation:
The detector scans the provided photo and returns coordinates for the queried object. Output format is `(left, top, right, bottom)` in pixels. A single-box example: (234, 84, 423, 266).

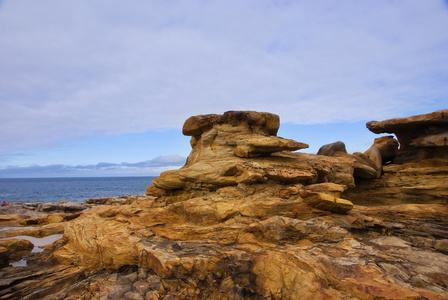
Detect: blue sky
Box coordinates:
(0, 0, 447, 177)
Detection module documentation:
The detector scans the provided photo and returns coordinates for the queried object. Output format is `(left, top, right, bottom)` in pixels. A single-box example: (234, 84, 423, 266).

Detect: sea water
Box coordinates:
(0, 176, 154, 203)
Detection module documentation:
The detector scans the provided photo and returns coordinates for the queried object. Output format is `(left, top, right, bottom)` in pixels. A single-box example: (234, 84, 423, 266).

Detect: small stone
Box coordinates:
(145, 291, 160, 300)
(147, 275, 162, 291)
(219, 277, 235, 293)
(118, 272, 138, 285)
(133, 280, 150, 296)
(47, 214, 64, 223)
(105, 284, 133, 299)
(138, 267, 149, 280)
(124, 291, 144, 300)
(302, 191, 354, 214)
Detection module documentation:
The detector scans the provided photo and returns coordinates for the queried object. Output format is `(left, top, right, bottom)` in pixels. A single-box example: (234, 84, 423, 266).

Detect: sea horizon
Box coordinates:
(0, 175, 157, 180)
(0, 176, 154, 204)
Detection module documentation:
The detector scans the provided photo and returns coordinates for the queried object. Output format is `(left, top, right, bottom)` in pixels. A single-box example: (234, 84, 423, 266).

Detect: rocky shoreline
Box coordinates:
(1, 110, 448, 299)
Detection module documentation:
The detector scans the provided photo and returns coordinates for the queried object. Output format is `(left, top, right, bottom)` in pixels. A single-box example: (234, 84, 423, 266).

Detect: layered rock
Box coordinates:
(367, 109, 448, 164)
(2, 197, 447, 299)
(147, 111, 381, 212)
(347, 110, 448, 204)
(148, 111, 310, 193)
(344, 159, 448, 205)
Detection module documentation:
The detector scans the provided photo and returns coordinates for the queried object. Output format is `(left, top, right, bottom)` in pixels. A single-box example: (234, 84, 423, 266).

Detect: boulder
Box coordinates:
(362, 145, 382, 178)
(317, 141, 347, 156)
(370, 135, 399, 164)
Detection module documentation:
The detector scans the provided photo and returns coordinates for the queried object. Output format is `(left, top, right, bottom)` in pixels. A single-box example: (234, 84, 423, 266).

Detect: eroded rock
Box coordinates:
(0, 238, 34, 266)
(367, 109, 448, 164)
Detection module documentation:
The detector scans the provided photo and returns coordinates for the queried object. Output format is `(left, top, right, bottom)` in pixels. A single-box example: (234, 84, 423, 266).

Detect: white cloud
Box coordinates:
(0, 155, 186, 177)
(0, 0, 447, 155)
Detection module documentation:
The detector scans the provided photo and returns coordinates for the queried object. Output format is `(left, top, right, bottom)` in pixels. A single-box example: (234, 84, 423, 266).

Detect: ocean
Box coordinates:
(0, 176, 154, 203)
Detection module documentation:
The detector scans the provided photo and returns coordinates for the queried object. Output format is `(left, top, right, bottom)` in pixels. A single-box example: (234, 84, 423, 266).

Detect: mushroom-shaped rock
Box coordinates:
(150, 111, 312, 193)
(367, 109, 448, 164)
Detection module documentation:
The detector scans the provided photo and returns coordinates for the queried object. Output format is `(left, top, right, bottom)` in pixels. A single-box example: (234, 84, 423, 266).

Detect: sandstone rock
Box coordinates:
(301, 191, 354, 213)
(367, 109, 448, 163)
(0, 238, 34, 265)
(182, 111, 280, 136)
(37, 202, 85, 213)
(234, 135, 308, 158)
(151, 111, 313, 193)
(317, 141, 347, 156)
(47, 214, 65, 224)
(0, 246, 9, 268)
(351, 152, 381, 179)
(371, 135, 399, 164)
(2, 199, 448, 299)
(363, 145, 382, 178)
(435, 239, 448, 254)
(303, 183, 348, 197)
(344, 161, 448, 205)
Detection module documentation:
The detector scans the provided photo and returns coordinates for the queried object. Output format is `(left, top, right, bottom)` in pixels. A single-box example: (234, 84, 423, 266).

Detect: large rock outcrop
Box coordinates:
(346, 110, 448, 205)
(367, 109, 448, 164)
(147, 111, 378, 206)
(1, 110, 448, 300)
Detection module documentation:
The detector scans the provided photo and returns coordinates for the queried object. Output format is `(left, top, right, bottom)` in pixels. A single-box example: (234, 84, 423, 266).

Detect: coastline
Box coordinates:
(0, 176, 154, 204)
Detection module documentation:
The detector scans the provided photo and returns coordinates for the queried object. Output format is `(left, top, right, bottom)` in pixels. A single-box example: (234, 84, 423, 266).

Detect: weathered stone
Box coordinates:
(351, 152, 381, 179)
(301, 191, 354, 213)
(344, 162, 448, 205)
(363, 145, 382, 178)
(435, 239, 448, 254)
(182, 111, 280, 136)
(367, 109, 448, 163)
(234, 135, 308, 158)
(37, 202, 85, 213)
(0, 238, 34, 265)
(47, 214, 65, 224)
(304, 183, 347, 198)
(317, 141, 347, 156)
(124, 291, 144, 300)
(371, 135, 399, 164)
(151, 112, 314, 192)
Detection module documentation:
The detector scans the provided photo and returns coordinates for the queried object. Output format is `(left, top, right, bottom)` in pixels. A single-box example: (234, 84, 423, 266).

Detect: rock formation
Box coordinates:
(1, 110, 448, 300)
(346, 110, 448, 204)
(367, 109, 448, 164)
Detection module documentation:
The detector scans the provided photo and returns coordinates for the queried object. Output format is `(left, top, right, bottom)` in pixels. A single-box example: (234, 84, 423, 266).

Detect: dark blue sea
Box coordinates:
(0, 177, 154, 203)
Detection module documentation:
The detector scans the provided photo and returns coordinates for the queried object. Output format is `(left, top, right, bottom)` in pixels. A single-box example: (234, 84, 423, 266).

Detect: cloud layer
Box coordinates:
(0, 155, 186, 178)
(1, 1, 447, 155)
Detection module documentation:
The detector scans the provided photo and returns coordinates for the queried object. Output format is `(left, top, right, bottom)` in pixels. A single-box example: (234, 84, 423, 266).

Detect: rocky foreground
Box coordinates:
(1, 110, 448, 300)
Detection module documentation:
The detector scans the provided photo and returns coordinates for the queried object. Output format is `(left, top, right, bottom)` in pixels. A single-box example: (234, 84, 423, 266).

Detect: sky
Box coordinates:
(0, 0, 447, 178)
